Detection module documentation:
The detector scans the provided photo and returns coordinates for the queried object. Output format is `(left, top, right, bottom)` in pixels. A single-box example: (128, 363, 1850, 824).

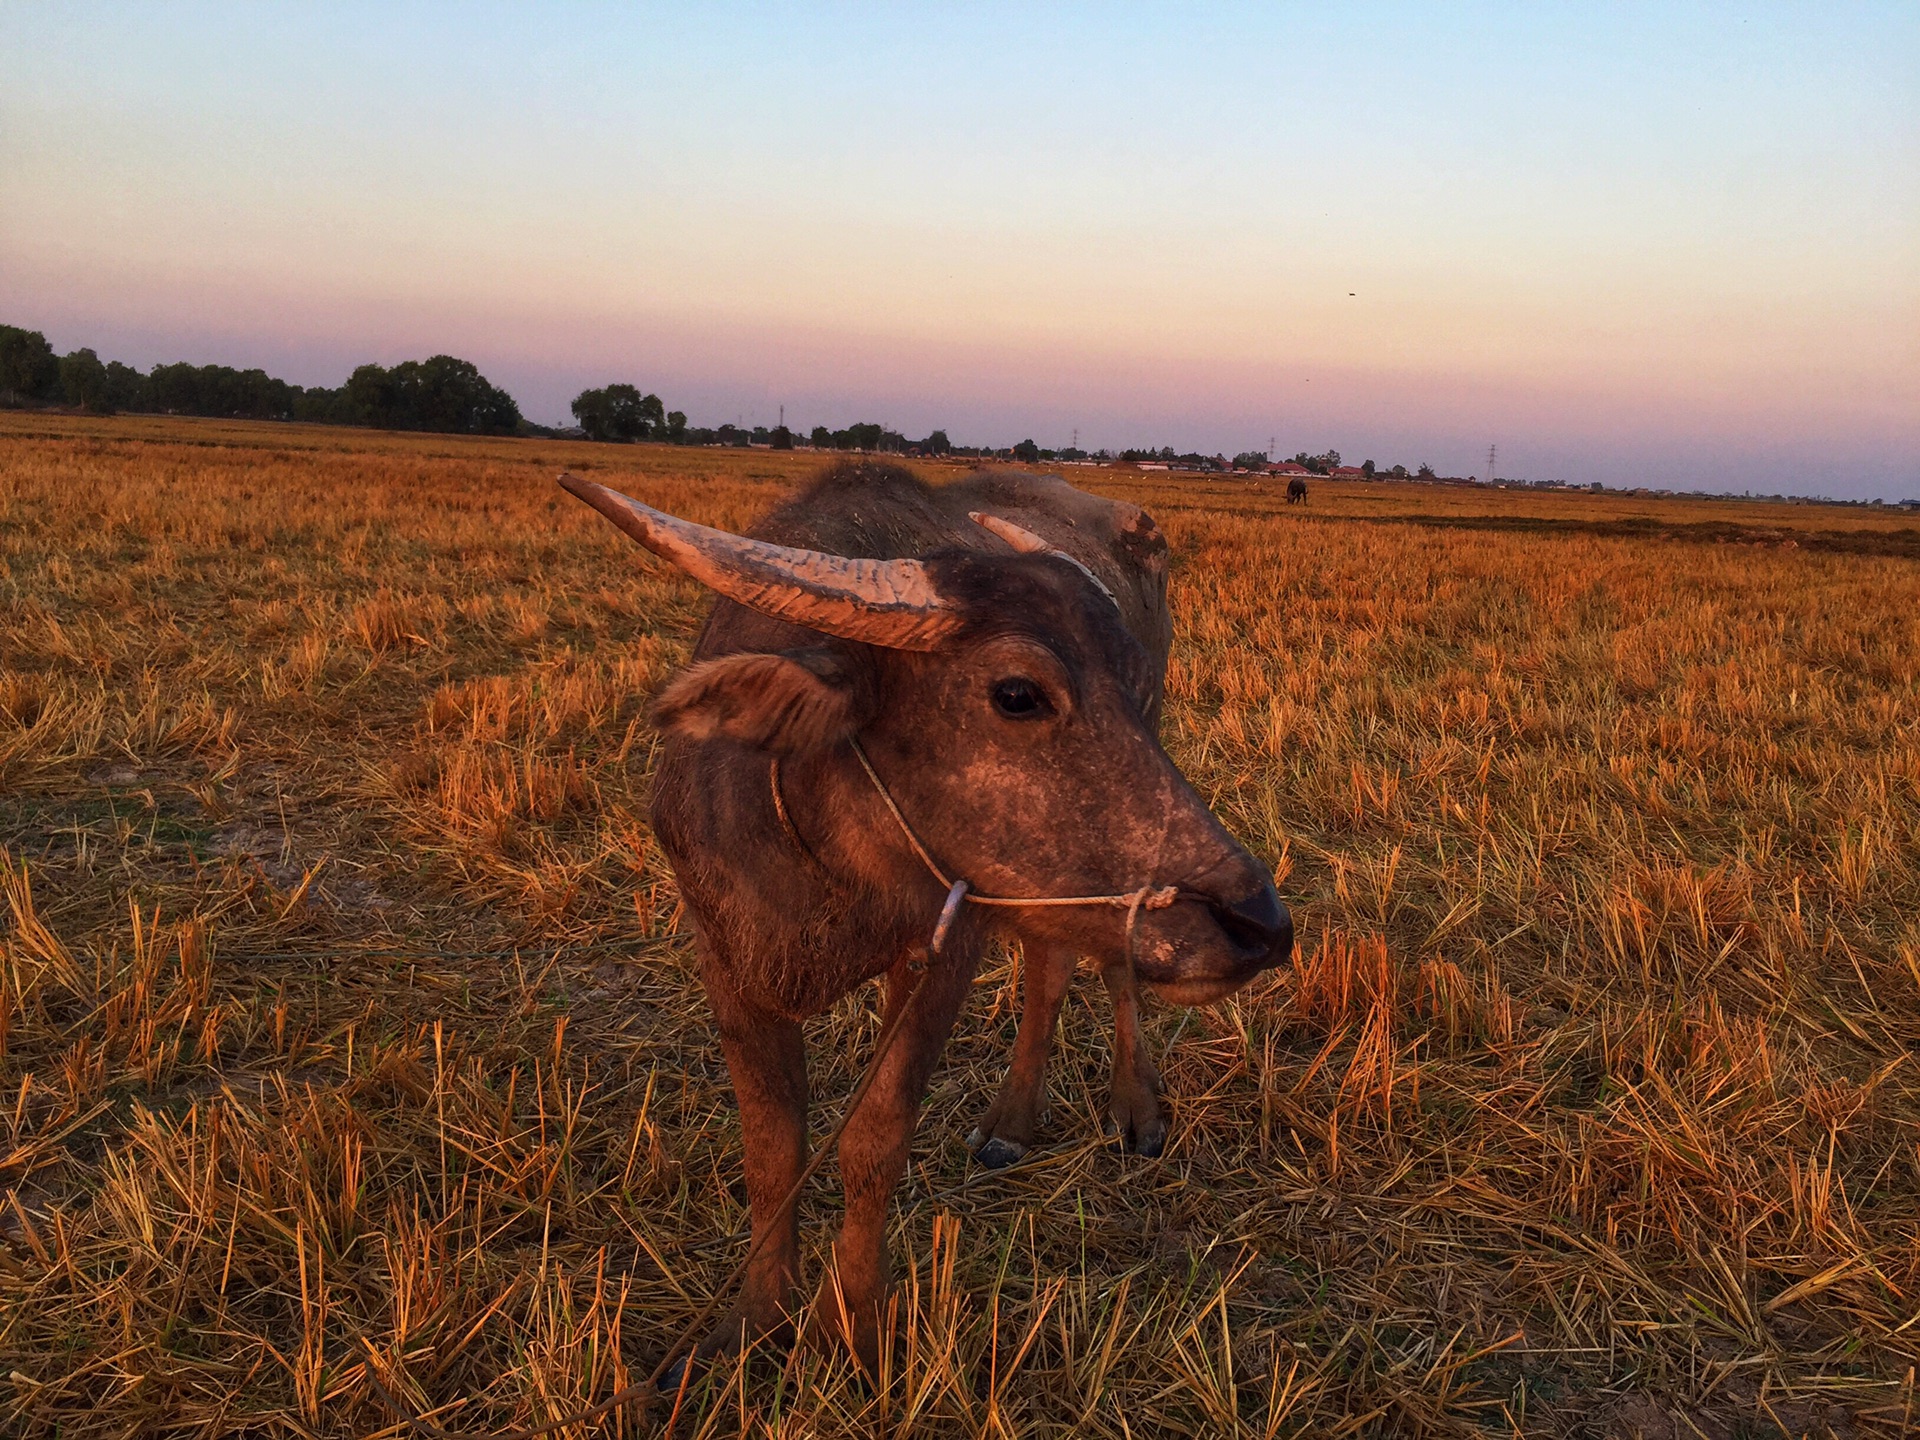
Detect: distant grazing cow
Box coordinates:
(1287, 476, 1309, 505)
(561, 461, 1291, 1375)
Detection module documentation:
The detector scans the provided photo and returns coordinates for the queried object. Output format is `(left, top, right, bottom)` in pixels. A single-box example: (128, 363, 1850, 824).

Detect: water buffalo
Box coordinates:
(560, 460, 1291, 1375)
(1286, 476, 1309, 504)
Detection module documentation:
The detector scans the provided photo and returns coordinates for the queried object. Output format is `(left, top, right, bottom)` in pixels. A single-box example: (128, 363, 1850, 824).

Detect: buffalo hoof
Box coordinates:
(971, 1134, 1028, 1169)
(1105, 1104, 1167, 1158)
(658, 1352, 695, 1394)
(1107, 1054, 1167, 1157)
(802, 1280, 885, 1381)
(662, 1303, 791, 1396)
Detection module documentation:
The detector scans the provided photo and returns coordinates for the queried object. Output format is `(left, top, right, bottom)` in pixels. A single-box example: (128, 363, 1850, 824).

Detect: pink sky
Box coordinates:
(4, 4, 1915, 496)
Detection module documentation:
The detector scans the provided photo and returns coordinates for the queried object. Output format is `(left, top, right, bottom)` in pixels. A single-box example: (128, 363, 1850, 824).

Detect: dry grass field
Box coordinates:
(3, 411, 1917, 1438)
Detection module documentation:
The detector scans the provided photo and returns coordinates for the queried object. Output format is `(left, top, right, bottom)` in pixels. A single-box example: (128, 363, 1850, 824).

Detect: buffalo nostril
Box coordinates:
(1209, 883, 1291, 965)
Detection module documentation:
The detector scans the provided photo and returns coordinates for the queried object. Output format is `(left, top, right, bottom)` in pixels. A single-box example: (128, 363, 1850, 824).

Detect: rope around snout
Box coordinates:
(377, 739, 1178, 1439)
(843, 736, 1182, 1096)
(846, 738, 1180, 921)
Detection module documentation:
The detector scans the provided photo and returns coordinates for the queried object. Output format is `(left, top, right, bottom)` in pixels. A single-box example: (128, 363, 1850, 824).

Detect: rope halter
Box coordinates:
(845, 737, 1179, 962)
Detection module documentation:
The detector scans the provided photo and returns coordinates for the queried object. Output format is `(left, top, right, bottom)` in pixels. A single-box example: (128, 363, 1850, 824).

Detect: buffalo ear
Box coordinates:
(650, 648, 870, 753)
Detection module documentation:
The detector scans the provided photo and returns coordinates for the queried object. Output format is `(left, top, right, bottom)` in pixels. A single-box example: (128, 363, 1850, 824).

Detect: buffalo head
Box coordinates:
(561, 472, 1291, 1002)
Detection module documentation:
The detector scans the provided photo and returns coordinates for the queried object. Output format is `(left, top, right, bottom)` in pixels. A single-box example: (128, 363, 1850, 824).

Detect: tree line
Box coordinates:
(5, 321, 1433, 473)
(0, 324, 521, 435)
(1, 322, 954, 452)
(568, 389, 975, 460)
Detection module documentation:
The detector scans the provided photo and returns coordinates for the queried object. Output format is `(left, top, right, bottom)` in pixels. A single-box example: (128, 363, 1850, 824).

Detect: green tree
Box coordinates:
(769, 424, 794, 450)
(666, 410, 687, 442)
(104, 361, 149, 413)
(293, 385, 348, 424)
(0, 325, 59, 404)
(58, 348, 113, 413)
(341, 364, 399, 426)
(395, 356, 519, 434)
(810, 425, 832, 449)
(1012, 438, 1040, 463)
(146, 361, 297, 419)
(570, 387, 608, 439)
(1232, 451, 1268, 470)
(921, 429, 950, 455)
(346, 357, 518, 434)
(574, 385, 669, 441)
(1361, 459, 1375, 477)
(576, 385, 635, 441)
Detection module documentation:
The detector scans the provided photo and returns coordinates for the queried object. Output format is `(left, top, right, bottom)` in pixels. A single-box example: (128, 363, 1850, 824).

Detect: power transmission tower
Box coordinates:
(1269, 436, 1276, 461)
(1487, 444, 1497, 484)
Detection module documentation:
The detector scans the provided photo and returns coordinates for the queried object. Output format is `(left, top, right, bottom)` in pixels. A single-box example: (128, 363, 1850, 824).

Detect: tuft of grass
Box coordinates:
(2, 411, 1916, 1436)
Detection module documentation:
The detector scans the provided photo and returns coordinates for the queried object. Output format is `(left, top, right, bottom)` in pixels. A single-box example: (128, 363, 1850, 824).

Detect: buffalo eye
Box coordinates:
(989, 677, 1050, 720)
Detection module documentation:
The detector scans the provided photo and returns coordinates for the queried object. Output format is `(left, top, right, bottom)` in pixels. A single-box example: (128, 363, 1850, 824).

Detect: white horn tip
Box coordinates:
(971, 511, 1120, 609)
(970, 511, 1052, 554)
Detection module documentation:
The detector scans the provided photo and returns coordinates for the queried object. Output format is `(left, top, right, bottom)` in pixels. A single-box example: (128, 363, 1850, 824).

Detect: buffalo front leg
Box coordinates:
(967, 939, 1074, 1168)
(694, 951, 809, 1365)
(1101, 957, 1166, 1157)
(811, 946, 976, 1376)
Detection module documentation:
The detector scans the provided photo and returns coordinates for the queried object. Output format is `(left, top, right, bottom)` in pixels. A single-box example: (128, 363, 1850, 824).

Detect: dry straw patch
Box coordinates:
(2, 412, 1916, 1437)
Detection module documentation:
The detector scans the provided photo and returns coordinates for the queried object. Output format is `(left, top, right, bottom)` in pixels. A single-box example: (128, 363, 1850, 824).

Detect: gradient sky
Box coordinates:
(4, 3, 1916, 497)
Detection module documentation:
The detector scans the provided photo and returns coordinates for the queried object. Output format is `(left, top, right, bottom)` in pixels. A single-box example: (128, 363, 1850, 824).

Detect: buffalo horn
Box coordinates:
(968, 511, 1052, 555)
(968, 511, 1119, 608)
(560, 473, 963, 650)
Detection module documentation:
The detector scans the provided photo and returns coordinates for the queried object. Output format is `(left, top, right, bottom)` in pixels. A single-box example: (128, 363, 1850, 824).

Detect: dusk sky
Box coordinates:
(4, 3, 1916, 498)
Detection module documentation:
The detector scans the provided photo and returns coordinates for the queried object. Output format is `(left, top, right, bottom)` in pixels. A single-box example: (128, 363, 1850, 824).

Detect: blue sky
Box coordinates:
(3, 3, 1915, 495)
